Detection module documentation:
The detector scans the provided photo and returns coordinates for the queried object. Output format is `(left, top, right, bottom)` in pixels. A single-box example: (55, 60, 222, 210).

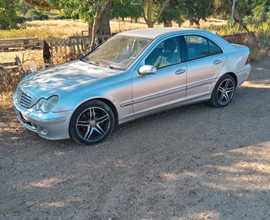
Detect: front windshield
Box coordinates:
(84, 35, 152, 70)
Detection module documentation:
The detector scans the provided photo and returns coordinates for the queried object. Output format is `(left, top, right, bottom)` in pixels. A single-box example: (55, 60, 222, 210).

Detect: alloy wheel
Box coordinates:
(217, 79, 235, 105)
(76, 107, 110, 143)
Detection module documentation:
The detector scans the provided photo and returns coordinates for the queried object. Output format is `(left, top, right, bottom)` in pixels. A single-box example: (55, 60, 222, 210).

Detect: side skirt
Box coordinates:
(118, 93, 211, 125)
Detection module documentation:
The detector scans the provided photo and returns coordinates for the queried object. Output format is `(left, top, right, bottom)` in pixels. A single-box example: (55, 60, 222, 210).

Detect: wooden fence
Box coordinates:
(0, 37, 42, 52)
(0, 34, 110, 72)
(221, 31, 258, 45)
(0, 34, 109, 54)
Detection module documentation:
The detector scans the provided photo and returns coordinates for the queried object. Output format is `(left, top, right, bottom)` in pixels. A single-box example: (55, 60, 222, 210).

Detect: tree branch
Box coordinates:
(227, 0, 232, 6)
(140, 0, 148, 23)
(153, 0, 169, 24)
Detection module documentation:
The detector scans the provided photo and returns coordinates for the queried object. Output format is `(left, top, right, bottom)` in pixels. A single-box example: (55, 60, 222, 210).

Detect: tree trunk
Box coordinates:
(90, 0, 112, 50)
(146, 0, 154, 28)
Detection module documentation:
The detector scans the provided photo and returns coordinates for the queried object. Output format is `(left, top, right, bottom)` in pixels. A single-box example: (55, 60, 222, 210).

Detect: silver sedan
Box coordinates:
(13, 28, 251, 145)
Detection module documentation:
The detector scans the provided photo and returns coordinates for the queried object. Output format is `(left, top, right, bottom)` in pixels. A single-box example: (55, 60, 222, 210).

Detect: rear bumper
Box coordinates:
(236, 64, 251, 88)
(13, 93, 73, 140)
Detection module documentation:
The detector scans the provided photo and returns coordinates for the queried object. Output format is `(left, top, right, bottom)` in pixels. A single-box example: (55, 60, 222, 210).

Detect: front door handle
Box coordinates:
(175, 68, 186, 75)
(213, 59, 222, 65)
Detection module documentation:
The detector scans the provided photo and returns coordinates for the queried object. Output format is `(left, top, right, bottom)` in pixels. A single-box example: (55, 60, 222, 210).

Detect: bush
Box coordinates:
(57, 15, 72, 20)
(16, 16, 26, 24)
(212, 12, 230, 20)
(25, 8, 49, 21)
(243, 12, 268, 24)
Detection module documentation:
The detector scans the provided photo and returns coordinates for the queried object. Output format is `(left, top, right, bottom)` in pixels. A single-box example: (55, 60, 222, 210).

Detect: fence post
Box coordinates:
(64, 40, 67, 62)
(82, 36, 87, 53)
(72, 40, 76, 55)
(76, 36, 80, 54)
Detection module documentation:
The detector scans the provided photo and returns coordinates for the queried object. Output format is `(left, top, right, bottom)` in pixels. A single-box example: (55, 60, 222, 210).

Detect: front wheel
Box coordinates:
(208, 74, 236, 108)
(69, 100, 115, 145)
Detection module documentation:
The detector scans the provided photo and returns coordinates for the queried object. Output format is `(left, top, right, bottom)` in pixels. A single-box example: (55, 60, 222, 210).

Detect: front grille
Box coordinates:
(17, 87, 32, 108)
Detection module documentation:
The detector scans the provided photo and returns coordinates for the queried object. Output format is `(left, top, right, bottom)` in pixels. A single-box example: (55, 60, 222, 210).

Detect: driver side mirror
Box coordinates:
(138, 65, 157, 76)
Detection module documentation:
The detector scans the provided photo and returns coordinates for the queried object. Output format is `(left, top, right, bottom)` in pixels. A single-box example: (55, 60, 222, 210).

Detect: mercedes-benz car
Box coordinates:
(13, 28, 251, 145)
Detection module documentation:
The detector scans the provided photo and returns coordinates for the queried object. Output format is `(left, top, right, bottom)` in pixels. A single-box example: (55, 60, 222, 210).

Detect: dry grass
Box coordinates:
(0, 20, 88, 40)
(0, 18, 228, 40)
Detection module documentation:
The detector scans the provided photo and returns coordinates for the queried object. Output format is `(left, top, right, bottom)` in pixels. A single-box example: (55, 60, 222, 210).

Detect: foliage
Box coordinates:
(0, 0, 19, 30)
(111, 0, 143, 21)
(23, 0, 59, 11)
(181, 0, 211, 25)
(140, 0, 170, 27)
(57, 14, 72, 19)
(25, 8, 49, 20)
(59, 0, 96, 23)
(158, 0, 183, 26)
(16, 0, 33, 16)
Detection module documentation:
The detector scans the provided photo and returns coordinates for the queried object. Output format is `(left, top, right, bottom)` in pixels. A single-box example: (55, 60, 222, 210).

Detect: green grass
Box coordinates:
(206, 23, 270, 36)
(42, 9, 62, 18)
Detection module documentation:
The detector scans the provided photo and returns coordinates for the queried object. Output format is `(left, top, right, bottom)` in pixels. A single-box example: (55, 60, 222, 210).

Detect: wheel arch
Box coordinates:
(222, 72, 238, 87)
(96, 98, 119, 125)
(70, 97, 119, 126)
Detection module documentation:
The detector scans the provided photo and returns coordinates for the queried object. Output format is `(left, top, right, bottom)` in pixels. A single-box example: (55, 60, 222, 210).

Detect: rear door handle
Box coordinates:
(175, 68, 186, 75)
(213, 59, 222, 65)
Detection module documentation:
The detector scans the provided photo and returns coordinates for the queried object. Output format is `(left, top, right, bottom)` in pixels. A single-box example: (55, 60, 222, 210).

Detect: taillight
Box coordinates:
(245, 54, 250, 65)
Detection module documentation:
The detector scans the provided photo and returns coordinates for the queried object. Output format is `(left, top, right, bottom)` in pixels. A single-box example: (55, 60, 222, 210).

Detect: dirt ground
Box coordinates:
(1, 59, 270, 220)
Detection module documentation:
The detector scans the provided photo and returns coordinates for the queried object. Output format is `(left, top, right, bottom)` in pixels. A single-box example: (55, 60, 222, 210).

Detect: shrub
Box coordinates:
(17, 16, 27, 24)
(57, 15, 72, 20)
(25, 9, 49, 21)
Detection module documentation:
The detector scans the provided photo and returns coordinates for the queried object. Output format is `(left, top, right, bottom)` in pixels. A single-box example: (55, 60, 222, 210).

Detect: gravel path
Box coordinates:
(1, 59, 270, 220)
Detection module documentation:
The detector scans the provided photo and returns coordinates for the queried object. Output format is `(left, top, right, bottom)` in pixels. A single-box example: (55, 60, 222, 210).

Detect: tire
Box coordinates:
(208, 74, 236, 108)
(69, 100, 115, 145)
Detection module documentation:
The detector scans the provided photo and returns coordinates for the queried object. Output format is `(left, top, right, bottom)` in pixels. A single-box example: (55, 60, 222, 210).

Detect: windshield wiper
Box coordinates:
(80, 58, 100, 67)
(95, 61, 110, 68)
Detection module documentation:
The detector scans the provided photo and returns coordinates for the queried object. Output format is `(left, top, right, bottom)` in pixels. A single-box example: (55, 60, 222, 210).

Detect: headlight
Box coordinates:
(35, 96, 59, 113)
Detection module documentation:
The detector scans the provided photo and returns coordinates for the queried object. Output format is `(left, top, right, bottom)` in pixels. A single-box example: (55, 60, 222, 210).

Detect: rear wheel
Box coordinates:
(209, 74, 236, 108)
(69, 100, 115, 145)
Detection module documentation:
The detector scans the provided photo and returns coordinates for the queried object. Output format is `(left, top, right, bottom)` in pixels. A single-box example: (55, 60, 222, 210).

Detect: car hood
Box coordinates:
(19, 60, 121, 102)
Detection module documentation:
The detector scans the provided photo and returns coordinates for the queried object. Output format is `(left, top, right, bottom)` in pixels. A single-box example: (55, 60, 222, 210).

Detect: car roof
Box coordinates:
(118, 27, 202, 39)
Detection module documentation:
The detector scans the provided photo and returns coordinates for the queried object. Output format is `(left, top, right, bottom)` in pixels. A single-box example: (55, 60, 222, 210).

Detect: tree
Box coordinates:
(158, 0, 184, 27)
(111, 0, 143, 22)
(23, 0, 59, 10)
(60, 0, 112, 49)
(212, 0, 253, 30)
(0, 0, 18, 30)
(182, 0, 212, 26)
(141, 0, 170, 27)
(17, 0, 33, 16)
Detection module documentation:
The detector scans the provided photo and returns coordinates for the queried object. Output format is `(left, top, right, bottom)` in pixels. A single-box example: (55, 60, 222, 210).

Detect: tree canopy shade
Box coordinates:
(0, 0, 18, 30)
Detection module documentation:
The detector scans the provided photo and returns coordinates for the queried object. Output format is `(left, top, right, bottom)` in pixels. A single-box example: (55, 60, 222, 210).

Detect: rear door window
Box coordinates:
(184, 35, 222, 61)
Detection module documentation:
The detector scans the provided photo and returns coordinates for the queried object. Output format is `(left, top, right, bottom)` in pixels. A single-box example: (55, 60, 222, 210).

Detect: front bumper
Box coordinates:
(12, 93, 73, 140)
